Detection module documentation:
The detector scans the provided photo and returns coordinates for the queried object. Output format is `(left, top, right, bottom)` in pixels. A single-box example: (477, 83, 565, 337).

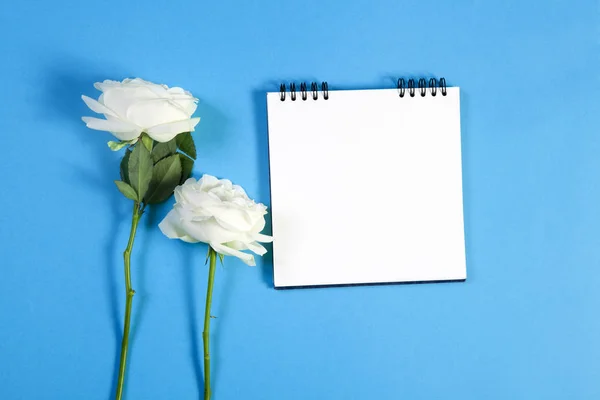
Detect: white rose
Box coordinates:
(81, 78, 200, 143)
(159, 175, 273, 266)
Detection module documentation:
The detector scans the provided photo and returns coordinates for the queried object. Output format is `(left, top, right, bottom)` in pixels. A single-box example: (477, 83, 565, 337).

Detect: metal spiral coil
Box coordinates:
(397, 77, 447, 98)
(279, 82, 329, 101)
(279, 78, 447, 101)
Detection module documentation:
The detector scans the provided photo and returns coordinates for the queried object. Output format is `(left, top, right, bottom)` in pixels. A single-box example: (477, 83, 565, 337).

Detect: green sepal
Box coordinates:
(108, 139, 136, 151)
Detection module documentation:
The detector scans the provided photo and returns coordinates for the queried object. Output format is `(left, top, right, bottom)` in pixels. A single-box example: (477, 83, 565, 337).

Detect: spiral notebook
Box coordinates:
(266, 78, 466, 288)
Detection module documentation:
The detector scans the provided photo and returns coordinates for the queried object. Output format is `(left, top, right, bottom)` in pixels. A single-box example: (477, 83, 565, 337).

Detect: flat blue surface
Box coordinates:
(1, 0, 599, 399)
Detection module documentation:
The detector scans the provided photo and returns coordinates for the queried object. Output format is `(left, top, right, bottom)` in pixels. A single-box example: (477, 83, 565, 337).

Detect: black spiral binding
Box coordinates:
(279, 78, 446, 101)
(280, 82, 329, 101)
(397, 77, 447, 98)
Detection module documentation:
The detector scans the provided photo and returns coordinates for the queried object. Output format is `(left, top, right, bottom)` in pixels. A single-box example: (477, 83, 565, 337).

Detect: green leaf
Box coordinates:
(141, 133, 154, 152)
(120, 149, 132, 184)
(114, 180, 138, 201)
(144, 154, 182, 204)
(218, 253, 224, 266)
(108, 139, 135, 151)
(128, 143, 153, 202)
(179, 153, 194, 184)
(176, 132, 196, 160)
(151, 137, 178, 163)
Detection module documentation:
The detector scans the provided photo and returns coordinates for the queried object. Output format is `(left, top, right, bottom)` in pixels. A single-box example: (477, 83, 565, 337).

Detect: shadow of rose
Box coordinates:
(40, 57, 135, 399)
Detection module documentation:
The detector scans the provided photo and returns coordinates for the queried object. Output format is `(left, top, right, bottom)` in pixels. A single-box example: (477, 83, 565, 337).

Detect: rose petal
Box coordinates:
(158, 210, 199, 243)
(254, 233, 273, 243)
(225, 240, 249, 251)
(93, 80, 122, 92)
(232, 185, 250, 200)
(198, 175, 220, 190)
(180, 189, 219, 209)
(95, 78, 156, 92)
(210, 242, 256, 266)
(140, 81, 170, 97)
(245, 241, 267, 255)
(146, 118, 200, 143)
(81, 117, 141, 141)
(251, 215, 267, 234)
(81, 95, 117, 117)
(126, 98, 189, 131)
(123, 78, 152, 85)
(102, 87, 160, 120)
(179, 217, 242, 244)
(166, 89, 198, 117)
(170, 99, 198, 118)
(228, 240, 268, 256)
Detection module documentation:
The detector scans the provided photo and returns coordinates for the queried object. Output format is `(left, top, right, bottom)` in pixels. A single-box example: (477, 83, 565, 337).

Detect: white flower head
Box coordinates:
(81, 78, 200, 143)
(159, 175, 273, 266)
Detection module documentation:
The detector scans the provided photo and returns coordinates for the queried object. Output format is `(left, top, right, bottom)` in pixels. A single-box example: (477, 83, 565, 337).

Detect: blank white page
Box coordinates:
(266, 87, 466, 288)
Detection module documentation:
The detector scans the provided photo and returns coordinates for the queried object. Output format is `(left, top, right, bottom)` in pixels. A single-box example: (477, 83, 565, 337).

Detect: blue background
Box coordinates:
(0, 0, 599, 399)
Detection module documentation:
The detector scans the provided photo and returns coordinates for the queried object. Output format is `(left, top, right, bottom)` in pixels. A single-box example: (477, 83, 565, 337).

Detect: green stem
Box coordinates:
(115, 202, 142, 400)
(203, 247, 217, 400)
